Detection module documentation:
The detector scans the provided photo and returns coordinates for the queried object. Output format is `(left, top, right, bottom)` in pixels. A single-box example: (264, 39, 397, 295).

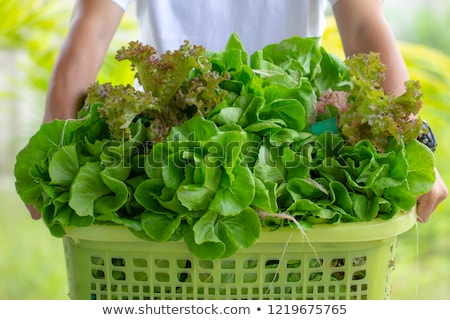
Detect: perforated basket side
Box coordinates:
(63, 229, 401, 300)
(63, 213, 415, 300)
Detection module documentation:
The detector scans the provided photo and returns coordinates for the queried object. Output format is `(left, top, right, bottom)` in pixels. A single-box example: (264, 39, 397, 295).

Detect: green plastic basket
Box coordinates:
(63, 212, 416, 300)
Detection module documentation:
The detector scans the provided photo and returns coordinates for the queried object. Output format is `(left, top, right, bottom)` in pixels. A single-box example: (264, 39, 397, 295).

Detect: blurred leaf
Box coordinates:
(0, 0, 69, 49)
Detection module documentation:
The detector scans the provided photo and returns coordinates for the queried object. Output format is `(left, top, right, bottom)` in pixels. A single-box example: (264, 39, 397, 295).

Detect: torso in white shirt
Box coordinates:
(112, 0, 337, 53)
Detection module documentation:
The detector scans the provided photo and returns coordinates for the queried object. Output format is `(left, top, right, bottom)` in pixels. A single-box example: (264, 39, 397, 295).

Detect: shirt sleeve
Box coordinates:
(111, 0, 132, 11)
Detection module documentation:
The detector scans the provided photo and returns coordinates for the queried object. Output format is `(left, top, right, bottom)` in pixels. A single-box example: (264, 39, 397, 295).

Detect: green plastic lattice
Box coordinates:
(63, 213, 415, 300)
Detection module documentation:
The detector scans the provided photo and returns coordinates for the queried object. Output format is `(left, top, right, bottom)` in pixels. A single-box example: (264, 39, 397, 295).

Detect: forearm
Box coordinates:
(333, 0, 409, 96)
(44, 42, 101, 121)
(43, 0, 124, 122)
(344, 20, 409, 96)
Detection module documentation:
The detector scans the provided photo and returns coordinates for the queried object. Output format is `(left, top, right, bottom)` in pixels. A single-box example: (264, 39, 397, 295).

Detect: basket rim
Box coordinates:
(64, 211, 416, 244)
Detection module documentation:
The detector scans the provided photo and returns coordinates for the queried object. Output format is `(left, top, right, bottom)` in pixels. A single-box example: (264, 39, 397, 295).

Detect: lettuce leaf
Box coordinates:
(339, 52, 423, 151)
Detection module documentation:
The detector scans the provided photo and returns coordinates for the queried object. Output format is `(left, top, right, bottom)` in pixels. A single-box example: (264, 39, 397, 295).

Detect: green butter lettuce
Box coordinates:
(14, 33, 435, 259)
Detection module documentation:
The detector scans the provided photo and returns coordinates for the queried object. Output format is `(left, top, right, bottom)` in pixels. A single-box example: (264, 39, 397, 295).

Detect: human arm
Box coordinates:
(416, 168, 448, 222)
(43, 0, 125, 122)
(332, 0, 408, 95)
(332, 0, 448, 222)
(28, 0, 125, 219)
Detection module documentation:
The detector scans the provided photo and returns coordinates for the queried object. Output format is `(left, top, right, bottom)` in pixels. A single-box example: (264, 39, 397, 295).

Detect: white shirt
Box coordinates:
(112, 0, 339, 53)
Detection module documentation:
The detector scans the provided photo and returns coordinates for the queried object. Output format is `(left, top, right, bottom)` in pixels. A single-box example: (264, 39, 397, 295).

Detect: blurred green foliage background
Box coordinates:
(1, 0, 449, 299)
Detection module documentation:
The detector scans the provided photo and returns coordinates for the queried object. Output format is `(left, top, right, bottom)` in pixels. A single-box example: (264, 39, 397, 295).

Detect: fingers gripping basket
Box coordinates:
(63, 213, 416, 300)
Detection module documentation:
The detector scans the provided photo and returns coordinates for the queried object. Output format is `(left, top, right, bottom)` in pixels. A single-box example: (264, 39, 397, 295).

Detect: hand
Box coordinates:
(416, 167, 448, 223)
(26, 204, 41, 220)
